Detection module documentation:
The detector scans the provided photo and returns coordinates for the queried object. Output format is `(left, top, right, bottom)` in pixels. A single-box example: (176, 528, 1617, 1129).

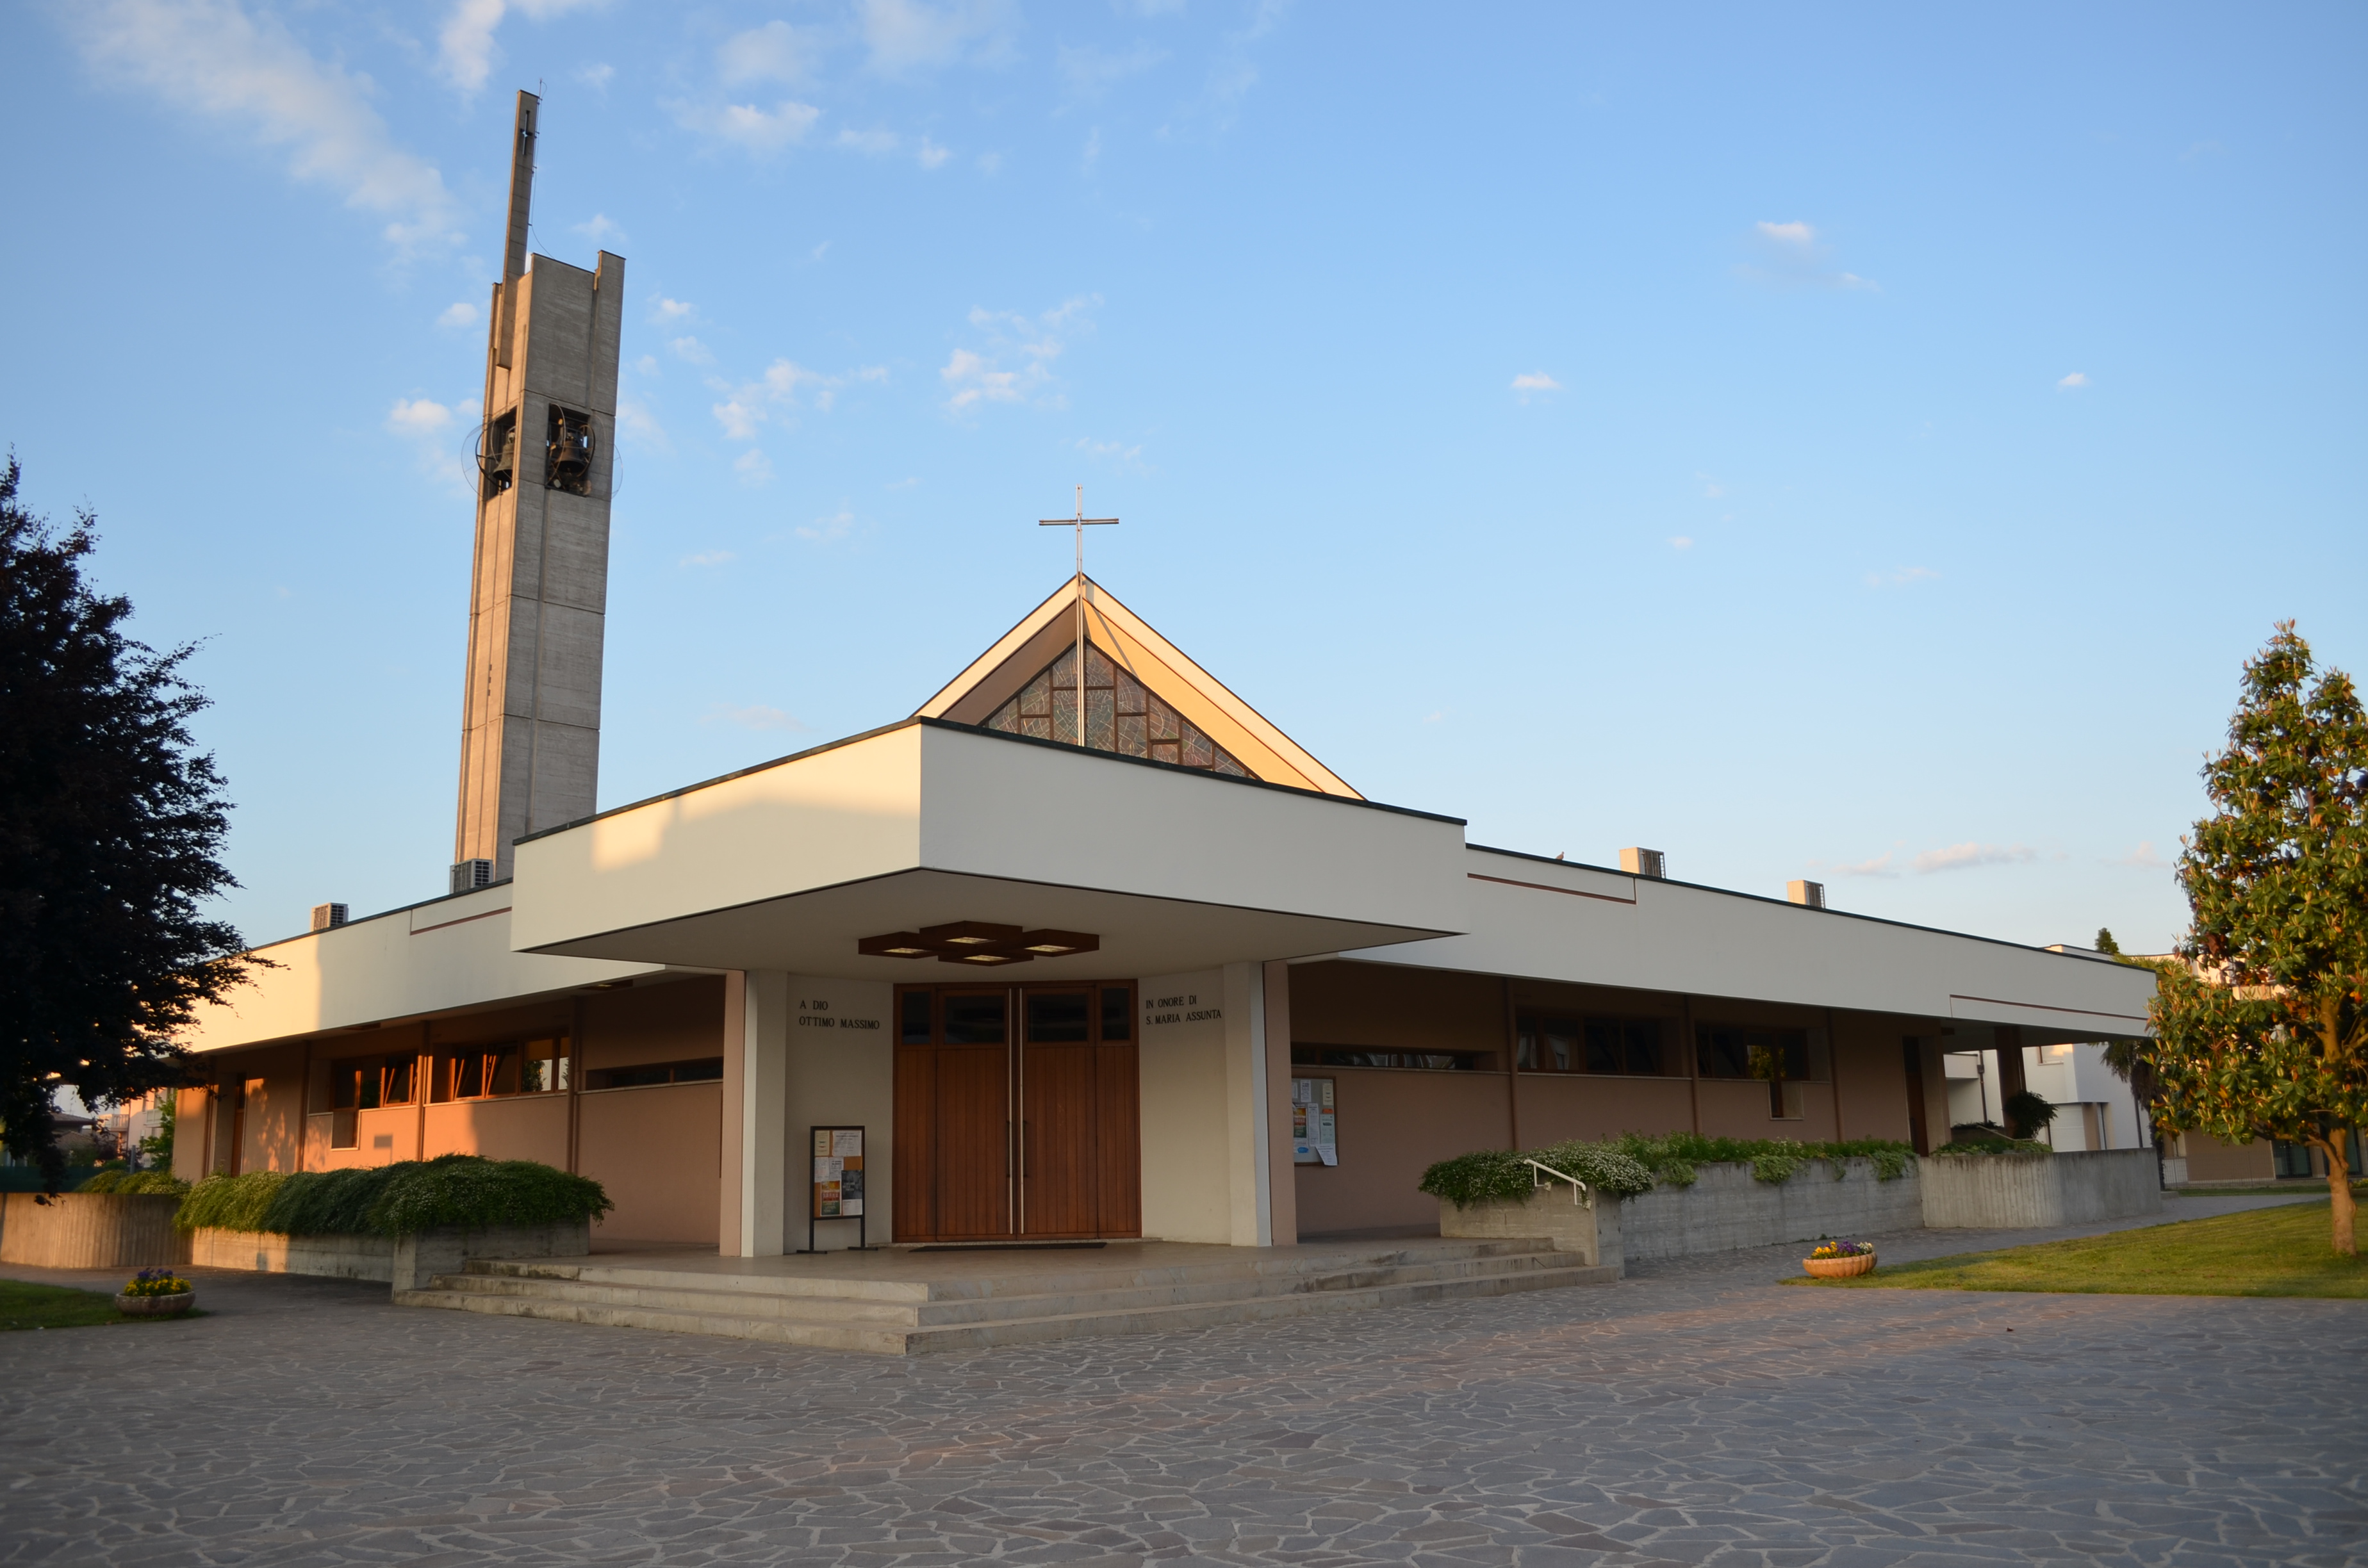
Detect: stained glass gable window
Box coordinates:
(985, 642, 1255, 778)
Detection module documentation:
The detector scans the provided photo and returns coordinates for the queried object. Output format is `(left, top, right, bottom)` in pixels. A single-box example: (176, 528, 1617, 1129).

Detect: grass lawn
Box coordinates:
(0, 1278, 201, 1331)
(1789, 1198, 2368, 1299)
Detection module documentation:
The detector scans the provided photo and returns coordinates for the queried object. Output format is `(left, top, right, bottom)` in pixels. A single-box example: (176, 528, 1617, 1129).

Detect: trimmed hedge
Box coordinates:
(1420, 1132, 1917, 1209)
(77, 1170, 190, 1196)
(175, 1156, 611, 1237)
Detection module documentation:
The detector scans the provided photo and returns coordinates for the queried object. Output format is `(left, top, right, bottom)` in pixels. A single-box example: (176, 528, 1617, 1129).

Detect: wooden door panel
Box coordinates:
(933, 1043, 1010, 1239)
(892, 1043, 935, 1242)
(1021, 1043, 1098, 1236)
(1095, 1041, 1142, 1236)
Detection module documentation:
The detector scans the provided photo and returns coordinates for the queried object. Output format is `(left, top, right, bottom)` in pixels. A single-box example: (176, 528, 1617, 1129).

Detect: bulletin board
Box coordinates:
(799, 1125, 874, 1253)
(1290, 1077, 1337, 1166)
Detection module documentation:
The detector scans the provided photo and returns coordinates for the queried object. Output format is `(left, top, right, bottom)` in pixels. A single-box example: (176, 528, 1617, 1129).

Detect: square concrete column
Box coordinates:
(1222, 961, 1278, 1246)
(719, 970, 791, 1257)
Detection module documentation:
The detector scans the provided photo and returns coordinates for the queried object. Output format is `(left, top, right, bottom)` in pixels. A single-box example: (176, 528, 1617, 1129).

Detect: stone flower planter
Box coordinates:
(1802, 1252, 1876, 1278)
(115, 1290, 196, 1317)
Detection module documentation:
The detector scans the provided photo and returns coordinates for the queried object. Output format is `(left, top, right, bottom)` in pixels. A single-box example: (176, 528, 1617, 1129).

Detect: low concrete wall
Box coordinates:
(1438, 1189, 1616, 1267)
(1619, 1159, 1925, 1264)
(188, 1221, 591, 1291)
(1921, 1148, 2161, 1228)
(0, 1193, 190, 1269)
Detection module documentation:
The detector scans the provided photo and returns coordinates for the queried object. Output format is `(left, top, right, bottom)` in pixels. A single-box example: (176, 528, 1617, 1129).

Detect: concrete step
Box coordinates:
(421, 1245, 1591, 1329)
(395, 1254, 1616, 1355)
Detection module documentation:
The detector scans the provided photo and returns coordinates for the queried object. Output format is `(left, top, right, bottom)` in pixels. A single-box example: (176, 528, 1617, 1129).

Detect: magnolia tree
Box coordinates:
(2147, 624, 2368, 1255)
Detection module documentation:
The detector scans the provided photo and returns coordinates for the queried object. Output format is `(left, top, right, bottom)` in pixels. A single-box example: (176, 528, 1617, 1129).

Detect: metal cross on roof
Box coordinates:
(1039, 486, 1119, 749)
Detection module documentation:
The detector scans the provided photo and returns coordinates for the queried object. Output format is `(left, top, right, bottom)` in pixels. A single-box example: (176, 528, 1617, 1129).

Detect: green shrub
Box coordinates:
(1418, 1132, 1917, 1207)
(176, 1171, 286, 1233)
(1934, 1133, 2053, 1157)
(78, 1170, 189, 1196)
(173, 1156, 609, 1237)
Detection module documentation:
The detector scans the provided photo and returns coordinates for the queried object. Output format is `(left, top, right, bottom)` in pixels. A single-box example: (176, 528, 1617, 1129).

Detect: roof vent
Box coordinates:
(450, 859, 495, 895)
(310, 902, 349, 932)
(1619, 847, 1666, 879)
(1788, 879, 1827, 910)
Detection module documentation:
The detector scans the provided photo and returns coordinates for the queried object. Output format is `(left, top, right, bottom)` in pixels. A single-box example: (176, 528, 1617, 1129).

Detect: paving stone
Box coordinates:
(3, 1204, 2365, 1565)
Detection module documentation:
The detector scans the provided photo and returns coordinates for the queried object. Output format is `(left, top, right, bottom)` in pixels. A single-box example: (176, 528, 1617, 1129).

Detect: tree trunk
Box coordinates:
(2321, 1133, 2356, 1257)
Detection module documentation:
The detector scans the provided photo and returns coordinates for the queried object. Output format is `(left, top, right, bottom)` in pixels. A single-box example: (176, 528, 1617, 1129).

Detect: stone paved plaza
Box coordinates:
(4, 1198, 2365, 1567)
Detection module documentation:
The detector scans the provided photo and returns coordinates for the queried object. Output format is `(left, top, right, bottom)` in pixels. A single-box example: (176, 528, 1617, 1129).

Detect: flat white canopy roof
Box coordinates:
(508, 721, 1472, 977)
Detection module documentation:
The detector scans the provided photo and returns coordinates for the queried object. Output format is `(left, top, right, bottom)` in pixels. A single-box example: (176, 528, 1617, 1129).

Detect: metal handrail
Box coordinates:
(1524, 1158, 1592, 1208)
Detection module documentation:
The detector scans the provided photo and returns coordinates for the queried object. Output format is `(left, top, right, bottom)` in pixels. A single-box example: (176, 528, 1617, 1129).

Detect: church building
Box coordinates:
(170, 95, 2159, 1257)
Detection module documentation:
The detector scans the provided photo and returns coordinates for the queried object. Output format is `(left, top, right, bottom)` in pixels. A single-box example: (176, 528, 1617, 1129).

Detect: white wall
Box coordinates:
(1137, 968, 1234, 1243)
(784, 977, 894, 1252)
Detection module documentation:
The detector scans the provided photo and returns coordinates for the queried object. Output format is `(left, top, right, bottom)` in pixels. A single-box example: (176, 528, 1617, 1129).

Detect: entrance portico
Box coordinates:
(505, 715, 1470, 1257)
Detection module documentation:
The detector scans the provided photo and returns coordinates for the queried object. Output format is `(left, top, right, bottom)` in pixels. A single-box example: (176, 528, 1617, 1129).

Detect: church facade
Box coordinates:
(167, 94, 2159, 1254)
(174, 566, 2158, 1251)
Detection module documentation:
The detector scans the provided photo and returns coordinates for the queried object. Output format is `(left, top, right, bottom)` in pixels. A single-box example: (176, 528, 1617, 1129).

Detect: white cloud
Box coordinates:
(857, 0, 1015, 76)
(654, 297, 696, 322)
(1740, 219, 1878, 293)
(2058, 371, 2089, 389)
(734, 448, 774, 484)
(885, 475, 920, 489)
(679, 549, 737, 568)
(64, 0, 461, 257)
(576, 61, 613, 90)
(1511, 371, 1561, 401)
(2120, 840, 2168, 869)
(436, 0, 601, 97)
(1059, 41, 1167, 96)
(1829, 852, 1897, 878)
(676, 98, 824, 154)
(1864, 566, 1939, 589)
(837, 127, 900, 156)
(1082, 127, 1101, 172)
(1076, 436, 1144, 467)
(634, 354, 660, 375)
(719, 19, 817, 86)
(573, 212, 625, 246)
(1698, 474, 1723, 498)
(942, 297, 1099, 412)
(615, 396, 668, 452)
(438, 301, 481, 329)
(810, 241, 832, 261)
(916, 137, 950, 170)
(386, 396, 456, 435)
(977, 151, 1003, 174)
(796, 510, 857, 543)
(709, 359, 884, 439)
(1914, 842, 2037, 874)
(670, 336, 715, 365)
(702, 702, 808, 732)
(1669, 535, 1693, 551)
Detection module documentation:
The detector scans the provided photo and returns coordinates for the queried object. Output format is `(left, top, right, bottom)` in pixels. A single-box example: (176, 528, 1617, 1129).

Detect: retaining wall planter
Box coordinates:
(1437, 1187, 1618, 1267)
(0, 1192, 190, 1269)
(188, 1220, 591, 1292)
(1920, 1148, 2161, 1228)
(1619, 1158, 1924, 1264)
(1441, 1158, 1920, 1272)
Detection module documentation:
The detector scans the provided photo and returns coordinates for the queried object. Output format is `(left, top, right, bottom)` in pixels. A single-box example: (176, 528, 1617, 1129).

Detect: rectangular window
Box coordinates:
(1696, 1025, 1811, 1082)
(1025, 991, 1091, 1043)
(1517, 1015, 1673, 1075)
(1290, 1046, 1483, 1072)
(1100, 985, 1132, 1041)
(899, 988, 933, 1045)
(584, 1057, 725, 1091)
(437, 1037, 570, 1100)
(942, 991, 1007, 1045)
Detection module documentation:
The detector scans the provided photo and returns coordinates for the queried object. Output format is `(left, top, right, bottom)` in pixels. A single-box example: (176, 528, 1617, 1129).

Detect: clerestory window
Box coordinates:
(985, 642, 1254, 778)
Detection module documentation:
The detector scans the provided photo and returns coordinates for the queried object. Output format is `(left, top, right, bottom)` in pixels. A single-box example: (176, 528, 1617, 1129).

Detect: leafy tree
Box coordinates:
(2146, 623, 2368, 1255)
(2094, 927, 2122, 956)
(0, 457, 259, 1195)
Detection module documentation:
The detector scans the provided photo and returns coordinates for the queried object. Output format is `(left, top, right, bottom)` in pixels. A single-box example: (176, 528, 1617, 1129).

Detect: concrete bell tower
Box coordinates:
(452, 90, 625, 889)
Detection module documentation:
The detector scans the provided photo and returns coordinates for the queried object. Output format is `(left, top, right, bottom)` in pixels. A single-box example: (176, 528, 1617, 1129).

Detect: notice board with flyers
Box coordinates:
(801, 1125, 873, 1253)
(1290, 1077, 1337, 1166)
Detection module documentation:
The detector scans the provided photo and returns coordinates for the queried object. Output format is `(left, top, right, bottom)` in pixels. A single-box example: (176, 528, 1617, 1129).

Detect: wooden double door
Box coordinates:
(893, 983, 1141, 1242)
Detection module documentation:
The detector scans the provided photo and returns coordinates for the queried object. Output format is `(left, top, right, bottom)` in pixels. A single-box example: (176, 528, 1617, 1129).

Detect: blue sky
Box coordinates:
(3, 1, 2361, 957)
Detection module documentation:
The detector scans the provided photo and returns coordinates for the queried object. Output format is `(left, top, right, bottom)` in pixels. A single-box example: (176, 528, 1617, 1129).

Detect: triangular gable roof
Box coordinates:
(914, 576, 1361, 799)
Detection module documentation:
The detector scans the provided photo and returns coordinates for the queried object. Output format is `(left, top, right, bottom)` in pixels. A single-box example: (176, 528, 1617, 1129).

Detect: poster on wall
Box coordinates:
(801, 1125, 873, 1252)
(1290, 1077, 1337, 1166)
